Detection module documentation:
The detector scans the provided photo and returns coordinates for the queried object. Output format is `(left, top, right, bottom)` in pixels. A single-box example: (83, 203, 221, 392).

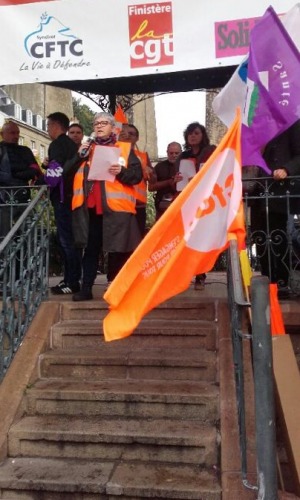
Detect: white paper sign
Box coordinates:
(88, 145, 120, 181)
(176, 159, 196, 192)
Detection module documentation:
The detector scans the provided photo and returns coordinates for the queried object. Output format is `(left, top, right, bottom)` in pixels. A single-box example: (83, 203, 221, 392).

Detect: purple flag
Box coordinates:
(242, 6, 300, 173)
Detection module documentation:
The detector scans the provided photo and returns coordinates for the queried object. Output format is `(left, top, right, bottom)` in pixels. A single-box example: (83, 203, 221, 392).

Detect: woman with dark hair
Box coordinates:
(177, 121, 216, 290)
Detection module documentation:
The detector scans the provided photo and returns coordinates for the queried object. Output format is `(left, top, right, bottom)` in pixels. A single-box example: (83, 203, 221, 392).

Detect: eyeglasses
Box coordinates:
(94, 120, 111, 127)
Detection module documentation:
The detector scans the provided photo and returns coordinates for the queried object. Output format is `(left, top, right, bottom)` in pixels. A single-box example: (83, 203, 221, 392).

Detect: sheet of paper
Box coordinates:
(176, 159, 196, 191)
(87, 145, 121, 181)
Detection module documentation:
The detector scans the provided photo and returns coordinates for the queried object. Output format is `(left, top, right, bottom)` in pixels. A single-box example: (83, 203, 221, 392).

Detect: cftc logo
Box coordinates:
(128, 2, 174, 68)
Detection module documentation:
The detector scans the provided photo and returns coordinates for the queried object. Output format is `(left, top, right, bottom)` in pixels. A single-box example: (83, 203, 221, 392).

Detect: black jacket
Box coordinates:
(261, 120, 300, 213)
(47, 133, 78, 207)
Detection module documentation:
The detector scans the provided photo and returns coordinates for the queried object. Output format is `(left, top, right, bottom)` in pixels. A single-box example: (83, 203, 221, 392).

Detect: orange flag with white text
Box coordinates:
(103, 112, 245, 341)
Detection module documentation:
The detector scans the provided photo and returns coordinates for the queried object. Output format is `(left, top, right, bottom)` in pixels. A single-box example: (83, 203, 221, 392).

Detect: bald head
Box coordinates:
(1, 122, 20, 144)
(167, 141, 182, 164)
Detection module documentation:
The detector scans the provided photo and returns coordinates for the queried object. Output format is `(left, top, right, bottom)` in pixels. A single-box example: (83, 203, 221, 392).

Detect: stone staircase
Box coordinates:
(0, 295, 223, 499)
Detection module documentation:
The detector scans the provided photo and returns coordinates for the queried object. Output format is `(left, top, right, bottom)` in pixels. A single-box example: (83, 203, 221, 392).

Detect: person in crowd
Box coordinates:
(0, 121, 40, 240)
(68, 123, 84, 148)
(44, 112, 82, 295)
(250, 120, 300, 294)
(148, 141, 182, 220)
(71, 112, 143, 301)
(119, 123, 153, 237)
(177, 122, 216, 290)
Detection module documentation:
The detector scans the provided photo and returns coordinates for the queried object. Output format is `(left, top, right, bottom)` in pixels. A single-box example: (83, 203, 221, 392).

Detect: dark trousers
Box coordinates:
(136, 206, 146, 237)
(52, 199, 82, 286)
(81, 210, 103, 287)
(81, 210, 133, 286)
(107, 251, 132, 282)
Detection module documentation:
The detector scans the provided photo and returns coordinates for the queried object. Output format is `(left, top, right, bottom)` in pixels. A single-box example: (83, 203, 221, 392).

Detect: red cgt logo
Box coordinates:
(128, 2, 174, 68)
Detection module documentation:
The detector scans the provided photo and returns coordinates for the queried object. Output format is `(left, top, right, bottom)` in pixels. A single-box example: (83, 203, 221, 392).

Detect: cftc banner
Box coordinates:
(0, 0, 297, 85)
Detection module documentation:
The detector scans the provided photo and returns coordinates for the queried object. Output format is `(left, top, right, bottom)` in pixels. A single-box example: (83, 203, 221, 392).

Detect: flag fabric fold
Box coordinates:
(114, 104, 128, 124)
(103, 112, 245, 341)
(241, 6, 300, 171)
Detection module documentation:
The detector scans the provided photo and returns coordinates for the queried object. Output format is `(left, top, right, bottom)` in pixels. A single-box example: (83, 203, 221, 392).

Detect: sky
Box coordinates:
(72, 90, 206, 158)
(154, 91, 206, 157)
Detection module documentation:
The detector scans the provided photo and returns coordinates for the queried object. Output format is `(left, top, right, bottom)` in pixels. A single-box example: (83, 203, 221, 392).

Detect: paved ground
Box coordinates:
(48, 272, 228, 302)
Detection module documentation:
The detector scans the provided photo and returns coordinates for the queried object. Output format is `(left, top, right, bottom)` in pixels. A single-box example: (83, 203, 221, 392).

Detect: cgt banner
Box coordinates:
(0, 0, 297, 85)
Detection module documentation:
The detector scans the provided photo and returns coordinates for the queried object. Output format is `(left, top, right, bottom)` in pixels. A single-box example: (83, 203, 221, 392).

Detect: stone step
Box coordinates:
(0, 457, 221, 499)
(8, 415, 218, 466)
(25, 379, 219, 421)
(38, 347, 217, 381)
(60, 298, 217, 322)
(51, 319, 217, 350)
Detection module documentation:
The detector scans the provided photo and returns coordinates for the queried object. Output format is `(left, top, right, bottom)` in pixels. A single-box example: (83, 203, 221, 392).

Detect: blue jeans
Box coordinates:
(52, 200, 82, 286)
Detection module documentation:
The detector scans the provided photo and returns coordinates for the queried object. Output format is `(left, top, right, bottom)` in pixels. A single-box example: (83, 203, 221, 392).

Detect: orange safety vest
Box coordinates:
(134, 149, 149, 204)
(72, 141, 136, 214)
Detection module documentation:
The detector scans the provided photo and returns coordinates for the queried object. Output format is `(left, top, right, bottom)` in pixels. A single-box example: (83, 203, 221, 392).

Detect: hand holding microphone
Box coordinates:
(78, 136, 94, 158)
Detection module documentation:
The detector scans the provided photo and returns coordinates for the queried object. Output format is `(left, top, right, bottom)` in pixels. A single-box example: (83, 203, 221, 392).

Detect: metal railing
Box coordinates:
(243, 174, 300, 294)
(227, 240, 277, 499)
(0, 186, 50, 381)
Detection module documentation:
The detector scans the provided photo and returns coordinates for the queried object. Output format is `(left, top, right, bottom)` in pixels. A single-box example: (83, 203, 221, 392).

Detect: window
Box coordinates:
(39, 144, 45, 161)
(31, 140, 36, 150)
(15, 104, 22, 120)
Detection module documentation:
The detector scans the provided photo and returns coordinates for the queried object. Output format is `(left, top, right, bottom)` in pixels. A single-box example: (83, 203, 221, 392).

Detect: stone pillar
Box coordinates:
(205, 89, 227, 146)
(132, 95, 158, 160)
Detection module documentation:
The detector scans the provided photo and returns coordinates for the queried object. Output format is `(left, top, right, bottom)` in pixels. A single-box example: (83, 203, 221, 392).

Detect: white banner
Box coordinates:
(0, 0, 297, 85)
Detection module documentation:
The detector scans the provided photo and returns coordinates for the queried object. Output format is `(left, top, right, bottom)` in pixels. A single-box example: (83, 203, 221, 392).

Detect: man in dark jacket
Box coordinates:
(148, 142, 182, 220)
(0, 121, 40, 240)
(251, 119, 300, 289)
(44, 112, 81, 295)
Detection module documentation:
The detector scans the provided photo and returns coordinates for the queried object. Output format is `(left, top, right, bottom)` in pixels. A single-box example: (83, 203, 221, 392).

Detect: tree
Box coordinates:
(72, 97, 96, 135)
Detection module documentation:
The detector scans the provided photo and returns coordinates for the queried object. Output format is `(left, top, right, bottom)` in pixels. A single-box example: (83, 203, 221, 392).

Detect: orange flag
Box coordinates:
(114, 104, 128, 124)
(103, 111, 245, 341)
(270, 284, 286, 335)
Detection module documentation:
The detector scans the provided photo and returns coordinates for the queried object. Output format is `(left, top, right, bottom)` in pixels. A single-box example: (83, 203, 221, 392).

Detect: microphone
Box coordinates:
(79, 136, 94, 158)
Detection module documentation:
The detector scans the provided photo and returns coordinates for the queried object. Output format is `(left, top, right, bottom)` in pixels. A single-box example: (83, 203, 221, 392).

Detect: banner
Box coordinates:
(0, 0, 297, 85)
(212, 3, 300, 128)
(103, 112, 245, 341)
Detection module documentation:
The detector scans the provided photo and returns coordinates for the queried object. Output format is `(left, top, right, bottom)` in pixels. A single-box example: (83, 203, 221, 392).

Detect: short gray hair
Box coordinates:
(93, 112, 115, 126)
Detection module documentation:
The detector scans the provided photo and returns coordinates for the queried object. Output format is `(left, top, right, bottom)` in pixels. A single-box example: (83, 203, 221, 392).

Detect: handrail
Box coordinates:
(0, 186, 50, 381)
(251, 275, 277, 499)
(227, 240, 277, 498)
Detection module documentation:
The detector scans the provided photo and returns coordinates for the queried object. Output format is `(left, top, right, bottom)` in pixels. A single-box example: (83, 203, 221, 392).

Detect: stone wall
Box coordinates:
(3, 84, 73, 119)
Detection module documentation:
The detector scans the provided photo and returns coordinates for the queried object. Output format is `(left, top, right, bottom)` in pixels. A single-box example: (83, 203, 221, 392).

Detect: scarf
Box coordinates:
(94, 133, 117, 146)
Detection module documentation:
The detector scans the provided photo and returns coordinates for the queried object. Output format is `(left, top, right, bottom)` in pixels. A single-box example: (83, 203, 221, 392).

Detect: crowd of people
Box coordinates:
(1, 109, 299, 299)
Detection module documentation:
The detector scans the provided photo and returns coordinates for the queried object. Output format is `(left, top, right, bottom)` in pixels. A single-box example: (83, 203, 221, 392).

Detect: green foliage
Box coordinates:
(146, 191, 156, 231)
(72, 97, 96, 136)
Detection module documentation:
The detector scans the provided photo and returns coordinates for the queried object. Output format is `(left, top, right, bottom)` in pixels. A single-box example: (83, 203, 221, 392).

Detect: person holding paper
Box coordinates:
(176, 122, 216, 290)
(71, 112, 143, 301)
(148, 142, 182, 220)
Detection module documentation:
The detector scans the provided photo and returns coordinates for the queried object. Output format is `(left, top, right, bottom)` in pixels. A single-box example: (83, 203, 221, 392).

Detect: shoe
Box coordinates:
(72, 286, 93, 301)
(51, 280, 80, 295)
(194, 279, 205, 291)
